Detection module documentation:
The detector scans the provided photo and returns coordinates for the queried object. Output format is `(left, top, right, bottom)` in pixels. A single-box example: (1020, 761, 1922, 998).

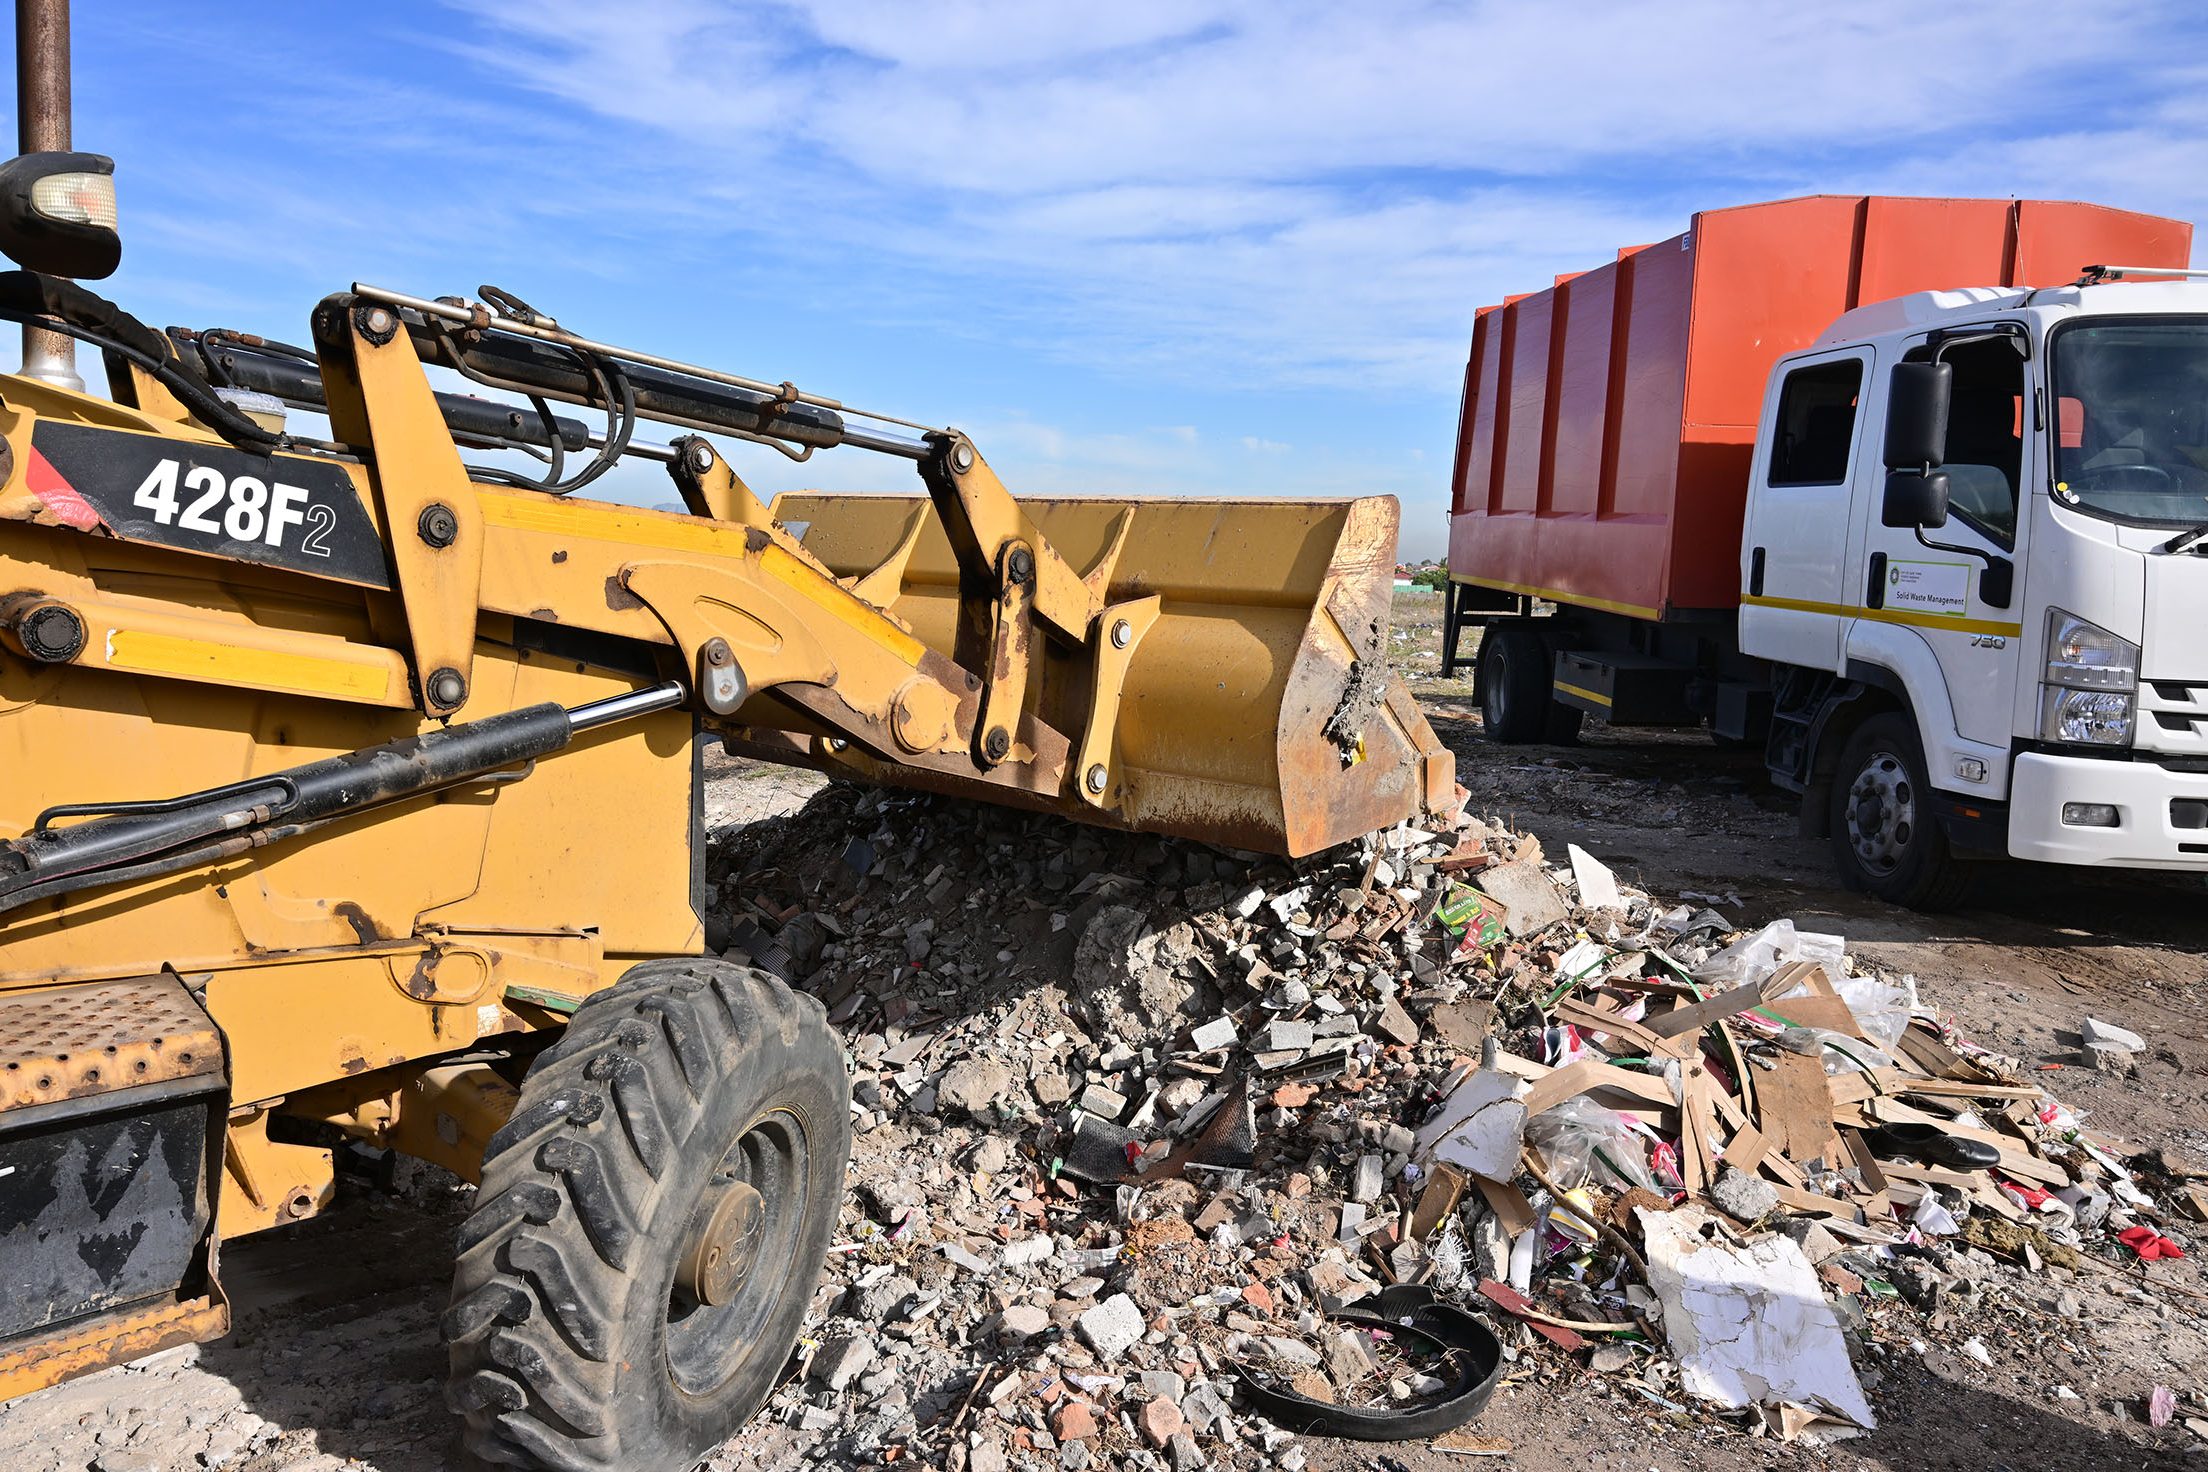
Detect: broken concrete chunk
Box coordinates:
(996, 1304, 1052, 1341)
(1188, 1016, 1239, 1052)
(2081, 1017, 2146, 1054)
(1374, 997, 1420, 1047)
(1253, 1019, 1315, 1054)
(1325, 1328, 1378, 1387)
(809, 1334, 875, 1391)
(1077, 1083, 1131, 1120)
(1077, 1292, 1146, 1361)
(1471, 856, 1569, 937)
(1710, 1167, 1779, 1223)
(938, 1057, 1015, 1117)
(1261, 1335, 1324, 1367)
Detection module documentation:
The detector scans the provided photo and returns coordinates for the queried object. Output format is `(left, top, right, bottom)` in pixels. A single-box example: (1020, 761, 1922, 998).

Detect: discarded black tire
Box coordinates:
(446, 958, 849, 1470)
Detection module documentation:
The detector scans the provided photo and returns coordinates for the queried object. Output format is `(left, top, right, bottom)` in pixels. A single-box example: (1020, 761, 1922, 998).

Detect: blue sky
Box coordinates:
(15, 1, 2208, 559)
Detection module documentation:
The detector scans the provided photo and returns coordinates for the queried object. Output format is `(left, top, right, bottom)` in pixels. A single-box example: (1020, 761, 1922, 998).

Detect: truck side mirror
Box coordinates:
(1883, 361, 1952, 470)
(1883, 469, 1952, 529)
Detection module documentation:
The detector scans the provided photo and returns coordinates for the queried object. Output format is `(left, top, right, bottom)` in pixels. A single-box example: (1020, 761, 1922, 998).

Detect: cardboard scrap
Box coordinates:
(1520, 1058, 1675, 1117)
(1639, 1205, 1876, 1439)
(1760, 1051, 1841, 1165)
(1472, 1173, 1537, 1238)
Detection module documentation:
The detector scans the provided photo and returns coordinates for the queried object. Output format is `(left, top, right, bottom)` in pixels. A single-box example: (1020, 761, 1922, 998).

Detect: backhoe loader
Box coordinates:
(0, 6, 1451, 1466)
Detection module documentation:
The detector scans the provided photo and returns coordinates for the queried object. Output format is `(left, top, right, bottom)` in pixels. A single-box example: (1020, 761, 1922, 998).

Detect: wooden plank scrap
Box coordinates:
(1752, 994, 1870, 1039)
(1770, 1182, 1854, 1218)
(1678, 1066, 1723, 1196)
(1722, 1120, 1771, 1176)
(1472, 1174, 1537, 1238)
(1476, 1279, 1586, 1350)
(1898, 1079, 2043, 1101)
(1645, 970, 1803, 1039)
(1551, 998, 1671, 1058)
(1409, 1165, 1469, 1240)
(1761, 1050, 1841, 1165)
(1892, 1024, 1992, 1082)
(1827, 1066, 1904, 1106)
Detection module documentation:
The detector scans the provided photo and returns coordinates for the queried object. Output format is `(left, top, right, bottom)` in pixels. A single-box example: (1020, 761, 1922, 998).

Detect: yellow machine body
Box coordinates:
(0, 285, 1450, 1402)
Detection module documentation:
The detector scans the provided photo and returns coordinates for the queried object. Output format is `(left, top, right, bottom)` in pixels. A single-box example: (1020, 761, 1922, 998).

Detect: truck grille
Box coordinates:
(2140, 681, 2208, 754)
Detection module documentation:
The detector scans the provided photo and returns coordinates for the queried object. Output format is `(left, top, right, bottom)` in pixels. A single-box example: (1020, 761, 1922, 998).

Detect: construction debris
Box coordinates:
(701, 777, 2203, 1468)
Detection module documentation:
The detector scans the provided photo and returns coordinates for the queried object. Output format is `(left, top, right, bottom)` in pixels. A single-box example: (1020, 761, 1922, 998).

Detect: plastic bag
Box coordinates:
(1693, 919, 1845, 987)
(1525, 1095, 1656, 1192)
(1779, 1027, 1897, 1075)
(1828, 973, 1918, 1048)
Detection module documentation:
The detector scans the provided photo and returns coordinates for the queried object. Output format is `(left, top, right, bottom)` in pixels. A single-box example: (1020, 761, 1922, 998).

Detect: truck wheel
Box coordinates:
(446, 959, 849, 1471)
(1828, 714, 1970, 911)
(1478, 627, 1553, 745)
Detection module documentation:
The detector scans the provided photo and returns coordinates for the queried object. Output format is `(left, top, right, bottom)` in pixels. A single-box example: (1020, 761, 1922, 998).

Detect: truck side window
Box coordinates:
(1768, 360, 1862, 486)
(1938, 338, 2024, 548)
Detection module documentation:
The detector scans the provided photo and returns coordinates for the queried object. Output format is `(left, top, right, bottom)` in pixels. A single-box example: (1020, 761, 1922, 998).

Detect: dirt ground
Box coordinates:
(4, 590, 2205, 1472)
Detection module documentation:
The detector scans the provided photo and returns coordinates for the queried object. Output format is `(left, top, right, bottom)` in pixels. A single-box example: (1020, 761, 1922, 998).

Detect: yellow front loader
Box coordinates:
(0, 17, 1450, 1469)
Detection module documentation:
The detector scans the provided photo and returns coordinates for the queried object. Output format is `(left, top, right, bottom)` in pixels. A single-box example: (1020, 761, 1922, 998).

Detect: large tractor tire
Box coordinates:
(1828, 714, 1971, 911)
(446, 959, 849, 1470)
(1478, 626, 1580, 745)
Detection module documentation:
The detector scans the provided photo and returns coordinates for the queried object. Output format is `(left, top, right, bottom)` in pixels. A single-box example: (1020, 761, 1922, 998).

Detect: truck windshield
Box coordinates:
(2049, 319, 2208, 527)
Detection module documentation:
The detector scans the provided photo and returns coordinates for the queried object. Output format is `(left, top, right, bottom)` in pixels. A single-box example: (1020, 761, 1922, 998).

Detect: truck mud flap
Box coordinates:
(0, 975, 229, 1401)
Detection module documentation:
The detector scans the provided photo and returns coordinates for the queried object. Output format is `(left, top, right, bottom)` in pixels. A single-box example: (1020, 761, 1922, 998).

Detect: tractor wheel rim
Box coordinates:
(1845, 751, 1916, 876)
(675, 1181, 765, 1307)
(1489, 645, 1512, 726)
(663, 1110, 809, 1397)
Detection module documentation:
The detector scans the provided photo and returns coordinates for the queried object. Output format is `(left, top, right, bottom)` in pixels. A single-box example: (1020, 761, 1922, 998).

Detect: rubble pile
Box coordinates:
(705, 780, 2208, 1466)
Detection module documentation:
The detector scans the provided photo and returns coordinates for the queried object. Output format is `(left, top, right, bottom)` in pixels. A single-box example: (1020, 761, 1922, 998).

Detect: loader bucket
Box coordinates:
(768, 491, 1454, 857)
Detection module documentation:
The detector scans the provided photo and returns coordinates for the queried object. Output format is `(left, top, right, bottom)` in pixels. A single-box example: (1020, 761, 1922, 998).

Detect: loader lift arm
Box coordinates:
(1, 272, 1450, 861)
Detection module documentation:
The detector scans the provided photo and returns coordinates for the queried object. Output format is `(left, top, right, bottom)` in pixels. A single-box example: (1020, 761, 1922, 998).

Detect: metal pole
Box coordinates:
(16, 0, 82, 391)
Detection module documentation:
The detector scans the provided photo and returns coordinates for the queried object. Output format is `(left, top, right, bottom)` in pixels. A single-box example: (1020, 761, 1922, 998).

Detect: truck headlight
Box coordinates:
(2039, 608, 2137, 746)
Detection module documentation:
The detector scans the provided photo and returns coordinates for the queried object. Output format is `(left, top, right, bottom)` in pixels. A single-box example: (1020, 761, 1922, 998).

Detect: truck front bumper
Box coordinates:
(2008, 751, 2208, 869)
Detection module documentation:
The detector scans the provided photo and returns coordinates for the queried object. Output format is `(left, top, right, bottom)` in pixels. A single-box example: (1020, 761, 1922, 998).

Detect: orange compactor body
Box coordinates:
(1444, 194, 2193, 621)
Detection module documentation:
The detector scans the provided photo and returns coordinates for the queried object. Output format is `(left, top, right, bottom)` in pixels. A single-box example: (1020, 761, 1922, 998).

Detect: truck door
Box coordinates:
(1741, 350, 1872, 669)
(1857, 333, 2030, 751)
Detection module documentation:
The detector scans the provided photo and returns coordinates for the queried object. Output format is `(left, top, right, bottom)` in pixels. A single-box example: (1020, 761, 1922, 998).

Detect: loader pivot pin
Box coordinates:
(674, 1179, 765, 1307)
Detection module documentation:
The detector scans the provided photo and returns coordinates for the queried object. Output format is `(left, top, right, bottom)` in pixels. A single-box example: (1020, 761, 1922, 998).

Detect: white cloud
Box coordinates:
(440, 0, 2206, 398)
(58, 2, 2208, 569)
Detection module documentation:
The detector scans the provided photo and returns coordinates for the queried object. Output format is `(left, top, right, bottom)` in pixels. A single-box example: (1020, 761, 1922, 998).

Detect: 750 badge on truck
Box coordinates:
(28, 420, 392, 589)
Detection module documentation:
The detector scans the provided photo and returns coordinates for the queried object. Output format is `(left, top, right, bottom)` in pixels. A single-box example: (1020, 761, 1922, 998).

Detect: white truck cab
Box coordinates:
(1740, 277, 2208, 904)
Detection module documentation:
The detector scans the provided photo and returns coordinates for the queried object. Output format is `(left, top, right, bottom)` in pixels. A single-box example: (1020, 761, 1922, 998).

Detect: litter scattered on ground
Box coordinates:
(689, 777, 2206, 1467)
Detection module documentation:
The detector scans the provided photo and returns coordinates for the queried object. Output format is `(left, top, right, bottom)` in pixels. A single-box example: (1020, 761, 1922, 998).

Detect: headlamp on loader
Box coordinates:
(0, 150, 119, 278)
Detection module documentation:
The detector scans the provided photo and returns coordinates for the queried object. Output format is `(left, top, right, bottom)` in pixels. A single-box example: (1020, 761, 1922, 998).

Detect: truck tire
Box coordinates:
(446, 959, 849, 1471)
(1828, 714, 1971, 911)
(1478, 627, 1551, 745)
